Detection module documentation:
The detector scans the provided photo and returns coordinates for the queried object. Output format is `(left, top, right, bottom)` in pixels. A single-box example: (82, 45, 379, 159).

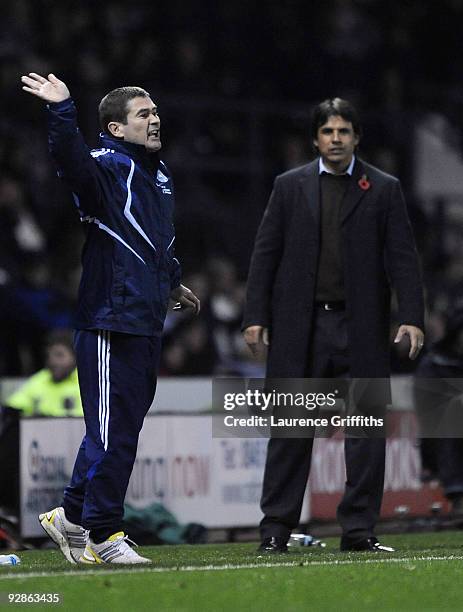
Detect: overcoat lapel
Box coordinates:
(299, 160, 320, 228)
(341, 158, 368, 223)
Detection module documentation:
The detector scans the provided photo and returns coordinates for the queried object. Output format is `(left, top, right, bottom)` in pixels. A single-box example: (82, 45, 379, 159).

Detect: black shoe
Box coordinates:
(340, 536, 395, 553)
(257, 536, 288, 553)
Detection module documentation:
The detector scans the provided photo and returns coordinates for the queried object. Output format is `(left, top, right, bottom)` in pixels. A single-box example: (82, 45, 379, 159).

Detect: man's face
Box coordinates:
(314, 115, 359, 173)
(46, 344, 76, 382)
(109, 96, 161, 152)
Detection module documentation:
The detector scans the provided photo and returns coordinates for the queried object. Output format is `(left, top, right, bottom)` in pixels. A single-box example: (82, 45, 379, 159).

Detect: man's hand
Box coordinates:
(171, 285, 200, 315)
(394, 325, 425, 360)
(243, 325, 269, 356)
(21, 73, 70, 103)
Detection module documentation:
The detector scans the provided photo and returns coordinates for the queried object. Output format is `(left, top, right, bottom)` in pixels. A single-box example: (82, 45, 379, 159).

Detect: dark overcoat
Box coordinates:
(242, 158, 425, 378)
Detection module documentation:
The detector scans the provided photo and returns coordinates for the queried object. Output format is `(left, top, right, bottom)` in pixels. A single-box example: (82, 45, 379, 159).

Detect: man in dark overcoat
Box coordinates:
(242, 98, 425, 553)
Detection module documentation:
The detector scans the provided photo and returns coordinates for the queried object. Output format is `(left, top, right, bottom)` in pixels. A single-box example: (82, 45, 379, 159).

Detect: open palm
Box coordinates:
(21, 73, 70, 103)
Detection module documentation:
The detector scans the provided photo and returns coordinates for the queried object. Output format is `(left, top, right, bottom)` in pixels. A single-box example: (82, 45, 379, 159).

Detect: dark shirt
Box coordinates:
(315, 173, 351, 302)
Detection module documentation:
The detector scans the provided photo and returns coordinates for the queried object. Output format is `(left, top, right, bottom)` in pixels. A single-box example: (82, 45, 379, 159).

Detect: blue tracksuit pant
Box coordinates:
(62, 329, 160, 540)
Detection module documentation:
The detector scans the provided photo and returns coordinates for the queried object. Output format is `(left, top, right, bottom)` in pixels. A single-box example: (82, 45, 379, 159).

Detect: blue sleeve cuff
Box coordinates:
(46, 98, 74, 111)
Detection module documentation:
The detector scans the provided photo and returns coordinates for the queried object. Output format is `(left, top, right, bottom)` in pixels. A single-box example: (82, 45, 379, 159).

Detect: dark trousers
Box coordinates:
(260, 308, 386, 545)
(62, 330, 160, 540)
(0, 408, 20, 514)
(414, 360, 463, 500)
(438, 440, 463, 498)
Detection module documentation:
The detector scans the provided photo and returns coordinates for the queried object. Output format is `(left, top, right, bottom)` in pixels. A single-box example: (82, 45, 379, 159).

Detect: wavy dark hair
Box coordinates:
(311, 98, 362, 140)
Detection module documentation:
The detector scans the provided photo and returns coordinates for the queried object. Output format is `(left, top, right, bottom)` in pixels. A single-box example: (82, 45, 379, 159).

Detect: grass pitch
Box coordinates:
(1, 532, 463, 611)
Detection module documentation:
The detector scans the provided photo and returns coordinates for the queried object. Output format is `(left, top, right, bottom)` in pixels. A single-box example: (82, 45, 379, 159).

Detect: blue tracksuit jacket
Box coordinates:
(47, 98, 181, 336)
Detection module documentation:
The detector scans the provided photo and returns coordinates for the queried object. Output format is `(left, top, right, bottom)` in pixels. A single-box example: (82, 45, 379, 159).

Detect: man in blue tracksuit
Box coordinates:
(21, 72, 200, 564)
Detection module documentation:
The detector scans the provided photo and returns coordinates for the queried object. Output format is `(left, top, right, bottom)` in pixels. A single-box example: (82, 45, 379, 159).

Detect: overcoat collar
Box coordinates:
(299, 157, 369, 224)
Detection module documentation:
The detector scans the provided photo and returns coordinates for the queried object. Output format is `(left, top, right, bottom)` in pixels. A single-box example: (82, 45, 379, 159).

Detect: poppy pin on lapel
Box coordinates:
(358, 174, 370, 191)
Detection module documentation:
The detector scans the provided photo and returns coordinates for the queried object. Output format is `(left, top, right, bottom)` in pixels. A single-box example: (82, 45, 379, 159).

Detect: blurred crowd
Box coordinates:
(1, 0, 463, 376)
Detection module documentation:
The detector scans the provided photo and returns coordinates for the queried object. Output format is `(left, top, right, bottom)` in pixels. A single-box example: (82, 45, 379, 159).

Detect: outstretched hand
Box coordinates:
(21, 73, 70, 103)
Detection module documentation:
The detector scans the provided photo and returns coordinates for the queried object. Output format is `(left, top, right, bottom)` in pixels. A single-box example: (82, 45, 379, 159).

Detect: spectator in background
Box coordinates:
(0, 174, 76, 376)
(5, 330, 82, 417)
(414, 306, 463, 518)
(160, 260, 265, 376)
(0, 330, 82, 519)
(0, 175, 45, 279)
(207, 257, 258, 375)
(2, 260, 71, 371)
(0, 175, 49, 375)
(161, 319, 217, 376)
(161, 271, 216, 375)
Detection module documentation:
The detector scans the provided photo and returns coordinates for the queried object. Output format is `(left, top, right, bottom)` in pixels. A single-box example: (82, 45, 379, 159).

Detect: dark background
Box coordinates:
(1, 0, 463, 377)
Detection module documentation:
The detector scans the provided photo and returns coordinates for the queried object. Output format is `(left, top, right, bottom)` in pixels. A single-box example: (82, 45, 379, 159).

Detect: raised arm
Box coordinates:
(21, 73, 103, 215)
(21, 72, 70, 103)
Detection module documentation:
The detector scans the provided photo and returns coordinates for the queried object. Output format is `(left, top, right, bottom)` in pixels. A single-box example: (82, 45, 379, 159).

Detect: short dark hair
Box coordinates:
(311, 98, 362, 140)
(98, 86, 151, 135)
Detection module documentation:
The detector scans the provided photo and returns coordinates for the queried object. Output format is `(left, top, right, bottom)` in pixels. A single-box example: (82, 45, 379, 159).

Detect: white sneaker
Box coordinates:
(38, 507, 88, 564)
(79, 532, 151, 565)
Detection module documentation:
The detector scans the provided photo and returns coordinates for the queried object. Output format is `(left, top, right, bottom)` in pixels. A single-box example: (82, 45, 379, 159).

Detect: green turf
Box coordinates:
(1, 532, 463, 611)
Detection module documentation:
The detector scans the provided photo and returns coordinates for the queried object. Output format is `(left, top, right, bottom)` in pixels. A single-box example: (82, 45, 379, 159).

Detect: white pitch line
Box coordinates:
(0, 555, 462, 581)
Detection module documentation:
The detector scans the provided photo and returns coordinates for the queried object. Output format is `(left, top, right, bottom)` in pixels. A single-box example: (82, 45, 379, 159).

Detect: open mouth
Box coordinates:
(148, 129, 160, 138)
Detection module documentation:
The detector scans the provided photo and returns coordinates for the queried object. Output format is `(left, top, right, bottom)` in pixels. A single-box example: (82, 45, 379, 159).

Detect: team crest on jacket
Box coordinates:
(156, 169, 169, 183)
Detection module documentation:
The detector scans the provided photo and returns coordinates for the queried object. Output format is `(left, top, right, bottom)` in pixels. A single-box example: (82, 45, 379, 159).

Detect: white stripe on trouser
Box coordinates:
(97, 330, 111, 451)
